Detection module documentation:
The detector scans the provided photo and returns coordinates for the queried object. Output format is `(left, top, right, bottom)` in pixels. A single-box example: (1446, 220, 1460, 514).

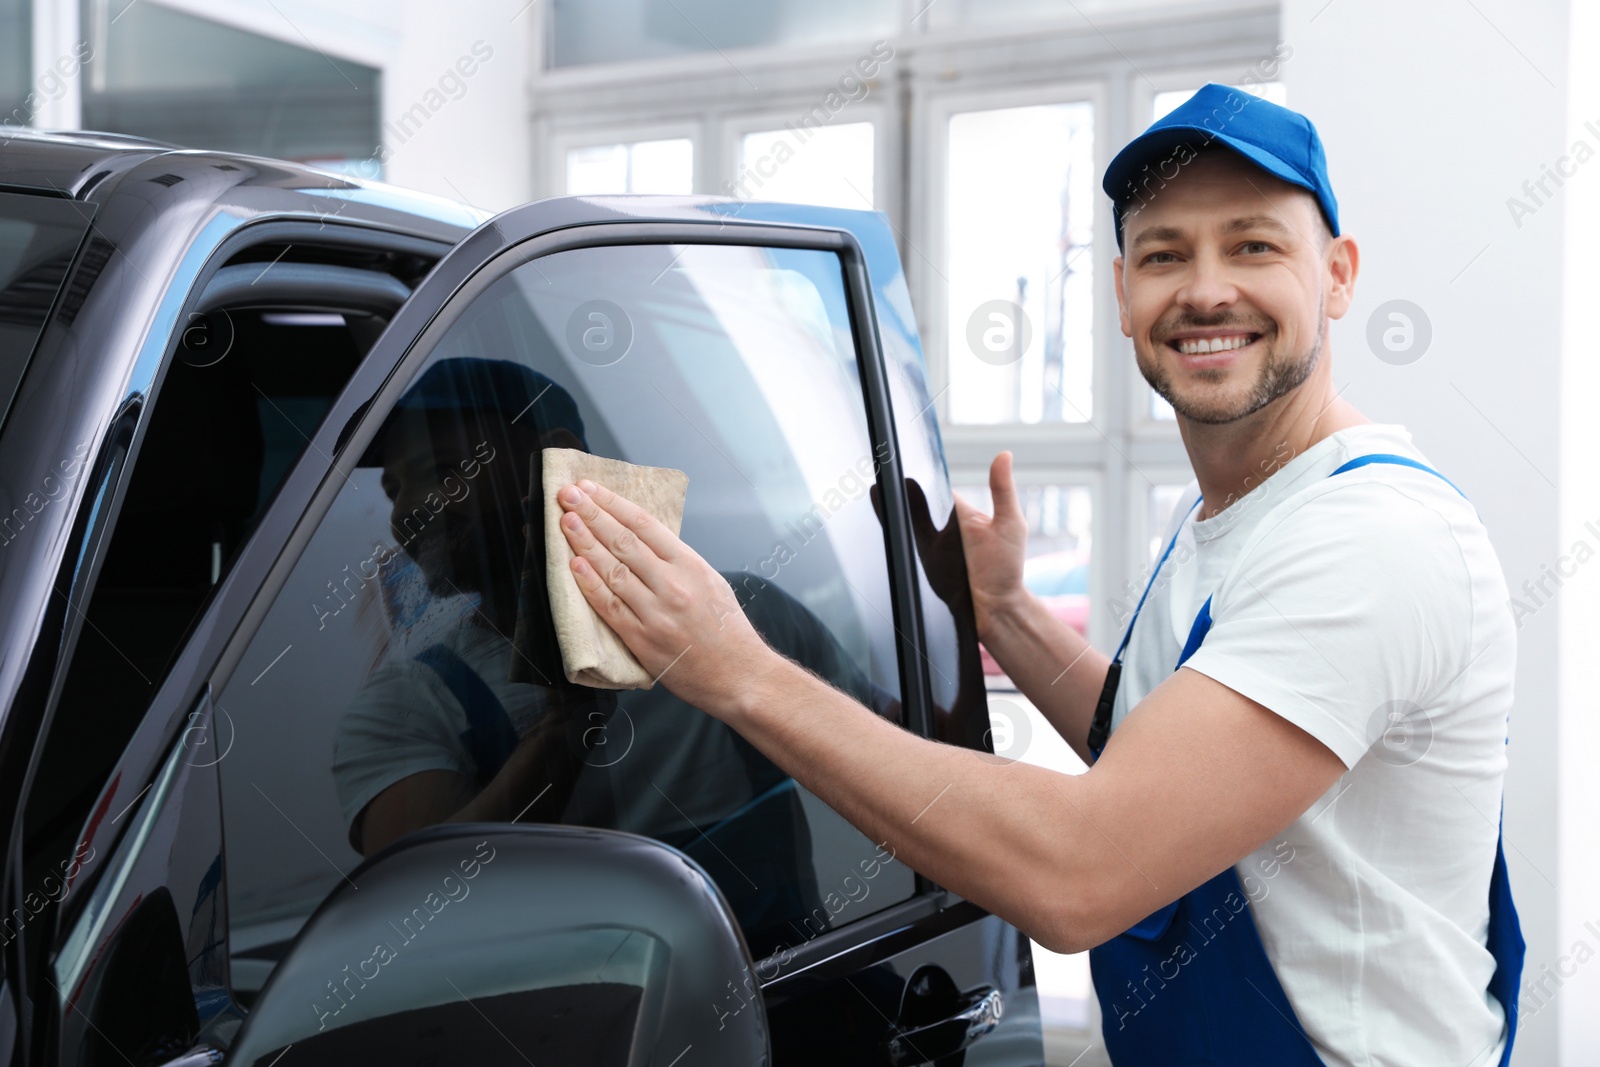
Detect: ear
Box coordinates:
(1323, 235, 1360, 320)
(1112, 255, 1133, 337)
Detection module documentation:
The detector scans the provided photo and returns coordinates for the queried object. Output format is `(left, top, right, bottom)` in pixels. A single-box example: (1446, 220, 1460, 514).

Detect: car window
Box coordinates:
(216, 241, 917, 999)
(21, 291, 398, 966)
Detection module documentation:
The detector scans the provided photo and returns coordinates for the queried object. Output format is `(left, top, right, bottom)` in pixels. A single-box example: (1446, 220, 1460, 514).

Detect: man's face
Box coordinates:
(1114, 150, 1347, 425)
(378, 416, 512, 597)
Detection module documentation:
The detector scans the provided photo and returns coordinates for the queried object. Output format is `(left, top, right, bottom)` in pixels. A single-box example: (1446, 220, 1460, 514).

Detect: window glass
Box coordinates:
(79, 1, 379, 170)
(548, 0, 897, 68)
(565, 138, 694, 194)
(23, 298, 388, 971)
(218, 242, 916, 997)
(954, 481, 1092, 681)
(734, 122, 874, 209)
(946, 102, 1094, 424)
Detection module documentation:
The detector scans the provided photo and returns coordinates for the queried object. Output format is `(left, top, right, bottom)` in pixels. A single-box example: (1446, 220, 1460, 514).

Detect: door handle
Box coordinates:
(882, 965, 1004, 1066)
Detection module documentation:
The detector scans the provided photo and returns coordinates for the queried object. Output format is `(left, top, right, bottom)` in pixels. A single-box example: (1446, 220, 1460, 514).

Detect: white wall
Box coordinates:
(1281, 0, 1581, 1062)
(376, 0, 533, 213)
(1556, 0, 1600, 1058)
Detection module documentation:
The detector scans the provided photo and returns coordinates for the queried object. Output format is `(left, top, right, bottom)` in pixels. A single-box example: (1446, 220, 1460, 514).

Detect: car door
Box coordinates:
(22, 198, 1042, 1066)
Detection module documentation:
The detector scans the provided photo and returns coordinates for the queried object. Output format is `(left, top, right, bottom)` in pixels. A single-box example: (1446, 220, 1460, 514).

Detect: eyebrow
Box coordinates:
(1129, 214, 1297, 251)
(1129, 225, 1185, 250)
(1221, 214, 1296, 237)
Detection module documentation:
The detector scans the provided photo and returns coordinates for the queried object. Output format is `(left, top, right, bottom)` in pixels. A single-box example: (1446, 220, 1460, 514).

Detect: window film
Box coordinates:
(218, 242, 916, 997)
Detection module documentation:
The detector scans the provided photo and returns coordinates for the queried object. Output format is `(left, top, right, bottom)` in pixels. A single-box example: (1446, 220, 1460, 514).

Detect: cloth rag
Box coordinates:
(541, 447, 689, 689)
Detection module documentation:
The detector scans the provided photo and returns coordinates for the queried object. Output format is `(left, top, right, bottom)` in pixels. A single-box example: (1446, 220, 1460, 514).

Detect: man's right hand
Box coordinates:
(952, 451, 1031, 639)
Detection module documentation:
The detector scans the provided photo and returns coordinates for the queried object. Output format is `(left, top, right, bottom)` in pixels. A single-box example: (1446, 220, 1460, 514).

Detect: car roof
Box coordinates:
(0, 128, 487, 231)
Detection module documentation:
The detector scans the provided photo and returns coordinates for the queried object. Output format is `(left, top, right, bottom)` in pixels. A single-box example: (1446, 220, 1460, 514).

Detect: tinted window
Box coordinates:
(218, 242, 916, 997)
(22, 304, 385, 964)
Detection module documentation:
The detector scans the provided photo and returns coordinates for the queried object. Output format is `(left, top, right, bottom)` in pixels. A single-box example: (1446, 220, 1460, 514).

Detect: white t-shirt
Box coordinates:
(1109, 424, 1516, 1067)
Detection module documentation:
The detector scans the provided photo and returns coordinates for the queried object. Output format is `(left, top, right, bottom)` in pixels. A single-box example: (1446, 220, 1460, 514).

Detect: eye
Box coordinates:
(1238, 240, 1275, 255)
(1141, 250, 1180, 266)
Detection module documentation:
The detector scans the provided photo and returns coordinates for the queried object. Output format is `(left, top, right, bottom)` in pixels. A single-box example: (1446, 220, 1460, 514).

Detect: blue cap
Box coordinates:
(1103, 83, 1339, 251)
(358, 357, 586, 466)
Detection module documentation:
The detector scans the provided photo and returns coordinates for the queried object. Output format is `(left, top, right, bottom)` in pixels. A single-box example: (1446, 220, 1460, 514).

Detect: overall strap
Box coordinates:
(415, 642, 519, 782)
(1086, 495, 1201, 758)
(1112, 495, 1204, 667)
(1330, 452, 1469, 500)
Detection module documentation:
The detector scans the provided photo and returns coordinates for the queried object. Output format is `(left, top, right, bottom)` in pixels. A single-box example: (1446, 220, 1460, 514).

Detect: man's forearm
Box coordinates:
(981, 593, 1110, 764)
(716, 650, 1100, 953)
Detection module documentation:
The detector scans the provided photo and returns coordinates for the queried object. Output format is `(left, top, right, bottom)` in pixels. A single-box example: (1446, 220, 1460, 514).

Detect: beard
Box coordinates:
(1139, 300, 1324, 425)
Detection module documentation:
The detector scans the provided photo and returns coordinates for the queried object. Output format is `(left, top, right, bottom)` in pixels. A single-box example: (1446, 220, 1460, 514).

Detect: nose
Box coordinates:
(1173, 249, 1238, 314)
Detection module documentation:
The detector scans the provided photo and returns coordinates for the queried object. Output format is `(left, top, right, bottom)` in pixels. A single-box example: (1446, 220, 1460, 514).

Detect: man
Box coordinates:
(551, 85, 1523, 1065)
(332, 358, 600, 856)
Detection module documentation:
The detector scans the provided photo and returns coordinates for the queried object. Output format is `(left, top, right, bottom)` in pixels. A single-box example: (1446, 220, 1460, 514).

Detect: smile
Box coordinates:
(1168, 333, 1260, 355)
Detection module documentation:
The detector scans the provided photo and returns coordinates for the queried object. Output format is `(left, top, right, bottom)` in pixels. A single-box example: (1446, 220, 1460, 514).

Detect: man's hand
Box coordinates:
(556, 478, 777, 714)
(952, 452, 1031, 639)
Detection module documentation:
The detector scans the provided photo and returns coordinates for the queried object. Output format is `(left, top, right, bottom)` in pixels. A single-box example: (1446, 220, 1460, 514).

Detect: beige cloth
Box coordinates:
(541, 448, 689, 689)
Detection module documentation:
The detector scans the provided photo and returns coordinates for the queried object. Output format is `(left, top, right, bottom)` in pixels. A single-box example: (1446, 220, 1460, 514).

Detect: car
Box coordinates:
(980, 552, 1090, 677)
(0, 130, 1043, 1065)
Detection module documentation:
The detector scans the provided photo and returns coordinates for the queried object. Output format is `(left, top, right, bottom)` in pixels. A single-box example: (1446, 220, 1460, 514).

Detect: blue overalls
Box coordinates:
(1084, 454, 1524, 1066)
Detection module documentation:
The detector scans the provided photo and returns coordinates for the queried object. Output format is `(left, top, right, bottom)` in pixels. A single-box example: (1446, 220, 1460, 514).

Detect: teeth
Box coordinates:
(1176, 335, 1254, 355)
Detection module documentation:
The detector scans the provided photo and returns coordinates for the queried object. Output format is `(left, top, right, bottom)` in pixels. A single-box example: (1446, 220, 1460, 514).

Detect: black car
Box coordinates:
(0, 130, 1042, 1066)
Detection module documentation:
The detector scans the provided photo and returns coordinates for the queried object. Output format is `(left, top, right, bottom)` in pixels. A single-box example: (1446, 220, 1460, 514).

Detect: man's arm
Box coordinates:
(950, 452, 1109, 763)
(356, 706, 582, 855)
(554, 478, 1347, 952)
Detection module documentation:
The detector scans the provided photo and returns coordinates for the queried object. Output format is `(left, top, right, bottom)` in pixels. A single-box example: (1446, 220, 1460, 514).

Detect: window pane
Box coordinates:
(219, 243, 915, 996)
(565, 138, 694, 194)
(954, 482, 1092, 679)
(79, 1, 379, 168)
(946, 102, 1094, 424)
(1152, 81, 1287, 121)
(548, 0, 897, 68)
(733, 122, 874, 209)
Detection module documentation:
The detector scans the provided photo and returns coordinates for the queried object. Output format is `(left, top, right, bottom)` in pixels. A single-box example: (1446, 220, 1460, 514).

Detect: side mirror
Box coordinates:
(224, 824, 767, 1066)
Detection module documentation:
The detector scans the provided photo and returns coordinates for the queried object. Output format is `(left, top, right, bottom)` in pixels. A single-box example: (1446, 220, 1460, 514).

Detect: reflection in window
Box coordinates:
(218, 243, 916, 999)
(733, 122, 874, 210)
(79, 0, 379, 168)
(565, 138, 694, 194)
(946, 102, 1094, 424)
